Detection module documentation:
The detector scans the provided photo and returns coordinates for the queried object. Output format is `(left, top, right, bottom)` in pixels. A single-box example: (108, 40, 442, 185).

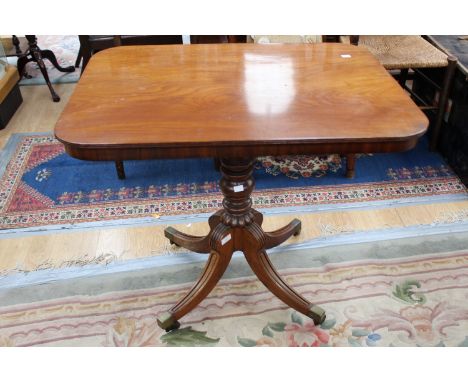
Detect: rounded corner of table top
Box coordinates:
(54, 124, 77, 149)
(53, 130, 68, 148)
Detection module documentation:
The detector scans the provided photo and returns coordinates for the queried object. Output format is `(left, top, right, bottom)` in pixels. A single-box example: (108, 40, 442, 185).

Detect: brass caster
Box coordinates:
(307, 304, 326, 325)
(157, 312, 181, 332)
(293, 219, 302, 236)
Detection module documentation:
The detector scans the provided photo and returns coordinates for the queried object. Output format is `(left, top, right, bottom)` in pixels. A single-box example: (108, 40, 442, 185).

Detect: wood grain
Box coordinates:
(55, 43, 428, 160)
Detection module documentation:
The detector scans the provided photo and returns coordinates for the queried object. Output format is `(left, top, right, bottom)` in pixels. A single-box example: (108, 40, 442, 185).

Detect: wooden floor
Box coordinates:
(1, 84, 468, 274)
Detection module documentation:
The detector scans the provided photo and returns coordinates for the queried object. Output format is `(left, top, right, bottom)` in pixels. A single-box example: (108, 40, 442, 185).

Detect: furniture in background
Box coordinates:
(345, 35, 457, 151)
(190, 35, 247, 44)
(0, 39, 22, 129)
(250, 35, 356, 178)
(411, 36, 468, 184)
(55, 43, 428, 331)
(250, 35, 322, 44)
(75, 35, 183, 74)
(14, 35, 75, 102)
(1, 35, 28, 56)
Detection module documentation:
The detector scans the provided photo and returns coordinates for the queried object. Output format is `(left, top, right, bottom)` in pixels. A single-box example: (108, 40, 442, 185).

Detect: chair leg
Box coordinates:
(12, 35, 22, 54)
(115, 160, 125, 179)
(429, 56, 457, 151)
(75, 46, 82, 68)
(213, 157, 221, 171)
(399, 68, 409, 87)
(41, 49, 75, 73)
(346, 154, 356, 178)
(80, 54, 91, 75)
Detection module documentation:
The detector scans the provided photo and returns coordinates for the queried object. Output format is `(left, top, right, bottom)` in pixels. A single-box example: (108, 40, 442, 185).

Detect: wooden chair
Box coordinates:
(250, 35, 356, 178)
(190, 35, 247, 44)
(344, 35, 457, 151)
(75, 35, 183, 74)
(250, 35, 323, 44)
(75, 35, 183, 179)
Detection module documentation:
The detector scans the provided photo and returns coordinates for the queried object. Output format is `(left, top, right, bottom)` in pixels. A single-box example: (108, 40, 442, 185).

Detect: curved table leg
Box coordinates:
(157, 224, 234, 331)
(164, 227, 212, 254)
(16, 55, 33, 78)
(164, 211, 222, 254)
(243, 223, 326, 325)
(41, 49, 75, 73)
(264, 218, 301, 249)
(32, 49, 60, 102)
(252, 209, 263, 225)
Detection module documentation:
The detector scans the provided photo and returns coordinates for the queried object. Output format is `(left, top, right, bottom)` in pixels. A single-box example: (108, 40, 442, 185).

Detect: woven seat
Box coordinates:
(341, 35, 448, 69)
(251, 35, 322, 44)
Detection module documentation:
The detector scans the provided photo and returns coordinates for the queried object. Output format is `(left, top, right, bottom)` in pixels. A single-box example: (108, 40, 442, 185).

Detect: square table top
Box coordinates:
(55, 43, 428, 160)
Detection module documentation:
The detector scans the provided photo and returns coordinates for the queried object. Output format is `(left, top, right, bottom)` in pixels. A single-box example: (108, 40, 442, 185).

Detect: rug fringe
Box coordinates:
(0, 252, 119, 277)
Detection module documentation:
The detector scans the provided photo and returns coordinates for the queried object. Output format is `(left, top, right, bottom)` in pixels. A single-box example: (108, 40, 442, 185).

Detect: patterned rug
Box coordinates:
(0, 133, 466, 234)
(1, 228, 468, 346)
(7, 36, 80, 85)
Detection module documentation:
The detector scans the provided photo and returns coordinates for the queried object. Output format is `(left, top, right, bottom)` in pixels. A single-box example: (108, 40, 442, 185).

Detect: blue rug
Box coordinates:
(0, 133, 466, 235)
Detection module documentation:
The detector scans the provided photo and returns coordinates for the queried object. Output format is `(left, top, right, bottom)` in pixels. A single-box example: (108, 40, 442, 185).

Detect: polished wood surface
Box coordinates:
(55, 43, 428, 160)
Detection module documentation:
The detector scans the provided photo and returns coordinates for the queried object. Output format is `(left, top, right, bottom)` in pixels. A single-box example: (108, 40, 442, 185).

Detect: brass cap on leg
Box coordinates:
(157, 312, 181, 332)
(307, 305, 326, 325)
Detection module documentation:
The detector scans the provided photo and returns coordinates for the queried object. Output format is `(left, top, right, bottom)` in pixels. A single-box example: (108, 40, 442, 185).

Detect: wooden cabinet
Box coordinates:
(413, 36, 468, 184)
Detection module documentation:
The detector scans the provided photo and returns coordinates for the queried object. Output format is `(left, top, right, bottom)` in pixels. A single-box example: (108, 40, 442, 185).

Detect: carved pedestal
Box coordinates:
(157, 157, 326, 331)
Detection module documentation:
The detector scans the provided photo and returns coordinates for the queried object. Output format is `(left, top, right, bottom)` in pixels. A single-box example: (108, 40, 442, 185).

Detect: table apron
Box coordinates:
(59, 137, 422, 161)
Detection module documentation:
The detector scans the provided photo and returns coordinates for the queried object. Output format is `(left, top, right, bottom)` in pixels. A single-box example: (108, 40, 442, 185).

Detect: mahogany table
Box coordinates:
(55, 43, 428, 331)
